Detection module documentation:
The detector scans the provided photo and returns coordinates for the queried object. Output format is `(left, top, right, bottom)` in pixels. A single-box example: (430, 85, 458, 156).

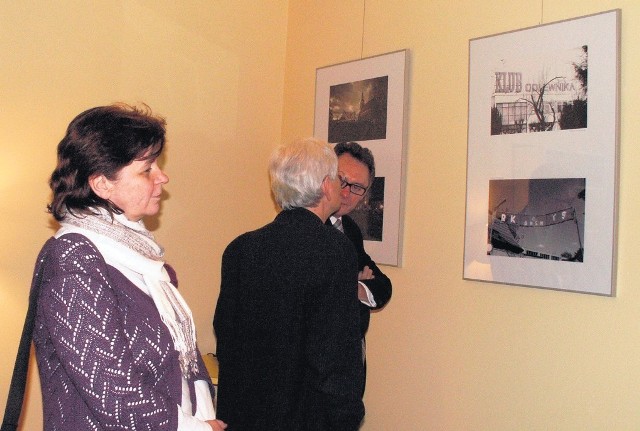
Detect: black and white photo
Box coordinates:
(315, 50, 408, 266)
(463, 10, 620, 295)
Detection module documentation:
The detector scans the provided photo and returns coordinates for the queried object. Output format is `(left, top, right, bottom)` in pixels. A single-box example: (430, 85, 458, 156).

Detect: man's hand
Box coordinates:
(207, 419, 228, 430)
(358, 265, 374, 281)
(357, 266, 375, 303)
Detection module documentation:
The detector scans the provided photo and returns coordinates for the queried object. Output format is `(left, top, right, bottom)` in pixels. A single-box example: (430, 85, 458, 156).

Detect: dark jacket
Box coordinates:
(214, 208, 365, 431)
(328, 214, 392, 336)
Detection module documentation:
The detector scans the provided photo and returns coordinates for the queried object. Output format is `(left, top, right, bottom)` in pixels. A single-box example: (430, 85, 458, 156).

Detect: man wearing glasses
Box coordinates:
(328, 141, 392, 393)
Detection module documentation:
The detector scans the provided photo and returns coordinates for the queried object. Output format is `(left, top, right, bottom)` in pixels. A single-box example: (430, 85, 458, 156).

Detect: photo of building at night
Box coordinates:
(328, 75, 388, 142)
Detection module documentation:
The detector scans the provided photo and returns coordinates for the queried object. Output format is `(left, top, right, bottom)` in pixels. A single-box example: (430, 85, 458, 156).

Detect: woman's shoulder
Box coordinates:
(39, 232, 106, 271)
(44, 232, 99, 254)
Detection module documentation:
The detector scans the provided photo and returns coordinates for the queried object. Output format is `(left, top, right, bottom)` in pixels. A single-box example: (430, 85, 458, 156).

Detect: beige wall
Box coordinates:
(3, 0, 640, 430)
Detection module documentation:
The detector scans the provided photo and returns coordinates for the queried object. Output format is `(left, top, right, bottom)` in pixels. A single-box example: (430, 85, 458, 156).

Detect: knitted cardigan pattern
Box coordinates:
(32, 233, 210, 431)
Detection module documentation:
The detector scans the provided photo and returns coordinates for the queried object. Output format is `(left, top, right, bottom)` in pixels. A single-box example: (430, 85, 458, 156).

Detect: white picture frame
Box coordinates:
(314, 50, 408, 266)
(463, 10, 620, 295)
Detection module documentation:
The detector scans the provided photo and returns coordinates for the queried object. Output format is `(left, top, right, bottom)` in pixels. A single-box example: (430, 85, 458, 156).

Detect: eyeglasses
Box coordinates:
(339, 174, 368, 196)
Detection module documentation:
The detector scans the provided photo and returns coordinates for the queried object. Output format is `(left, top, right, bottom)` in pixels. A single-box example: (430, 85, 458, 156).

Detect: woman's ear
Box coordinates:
(89, 174, 113, 199)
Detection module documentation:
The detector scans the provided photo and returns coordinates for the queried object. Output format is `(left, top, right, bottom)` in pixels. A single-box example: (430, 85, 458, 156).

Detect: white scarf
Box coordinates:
(56, 209, 199, 378)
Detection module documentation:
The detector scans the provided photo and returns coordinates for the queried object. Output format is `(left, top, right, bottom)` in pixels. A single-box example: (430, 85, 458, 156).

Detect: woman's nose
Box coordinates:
(157, 170, 169, 184)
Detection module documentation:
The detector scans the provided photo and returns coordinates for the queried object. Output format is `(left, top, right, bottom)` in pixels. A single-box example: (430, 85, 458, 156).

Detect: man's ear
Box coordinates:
(321, 176, 333, 200)
(89, 174, 113, 200)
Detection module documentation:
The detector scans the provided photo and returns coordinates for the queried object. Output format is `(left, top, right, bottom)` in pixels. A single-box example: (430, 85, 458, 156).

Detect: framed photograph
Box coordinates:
(463, 10, 620, 295)
(314, 50, 408, 266)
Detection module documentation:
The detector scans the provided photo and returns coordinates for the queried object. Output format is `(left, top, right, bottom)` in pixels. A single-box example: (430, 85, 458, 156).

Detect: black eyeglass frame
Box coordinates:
(338, 174, 368, 196)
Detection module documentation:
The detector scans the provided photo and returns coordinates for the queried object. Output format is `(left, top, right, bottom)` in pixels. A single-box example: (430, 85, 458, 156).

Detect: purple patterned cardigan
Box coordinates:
(32, 233, 212, 431)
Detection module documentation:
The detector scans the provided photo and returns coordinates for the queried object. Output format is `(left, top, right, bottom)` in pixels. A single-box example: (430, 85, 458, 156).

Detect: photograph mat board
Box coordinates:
(314, 50, 408, 266)
(463, 10, 619, 295)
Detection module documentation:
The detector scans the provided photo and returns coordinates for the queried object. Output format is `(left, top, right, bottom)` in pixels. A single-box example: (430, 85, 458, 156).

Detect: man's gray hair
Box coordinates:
(269, 138, 338, 210)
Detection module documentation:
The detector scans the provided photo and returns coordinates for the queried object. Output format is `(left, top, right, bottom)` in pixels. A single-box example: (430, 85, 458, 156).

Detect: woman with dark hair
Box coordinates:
(32, 104, 226, 431)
